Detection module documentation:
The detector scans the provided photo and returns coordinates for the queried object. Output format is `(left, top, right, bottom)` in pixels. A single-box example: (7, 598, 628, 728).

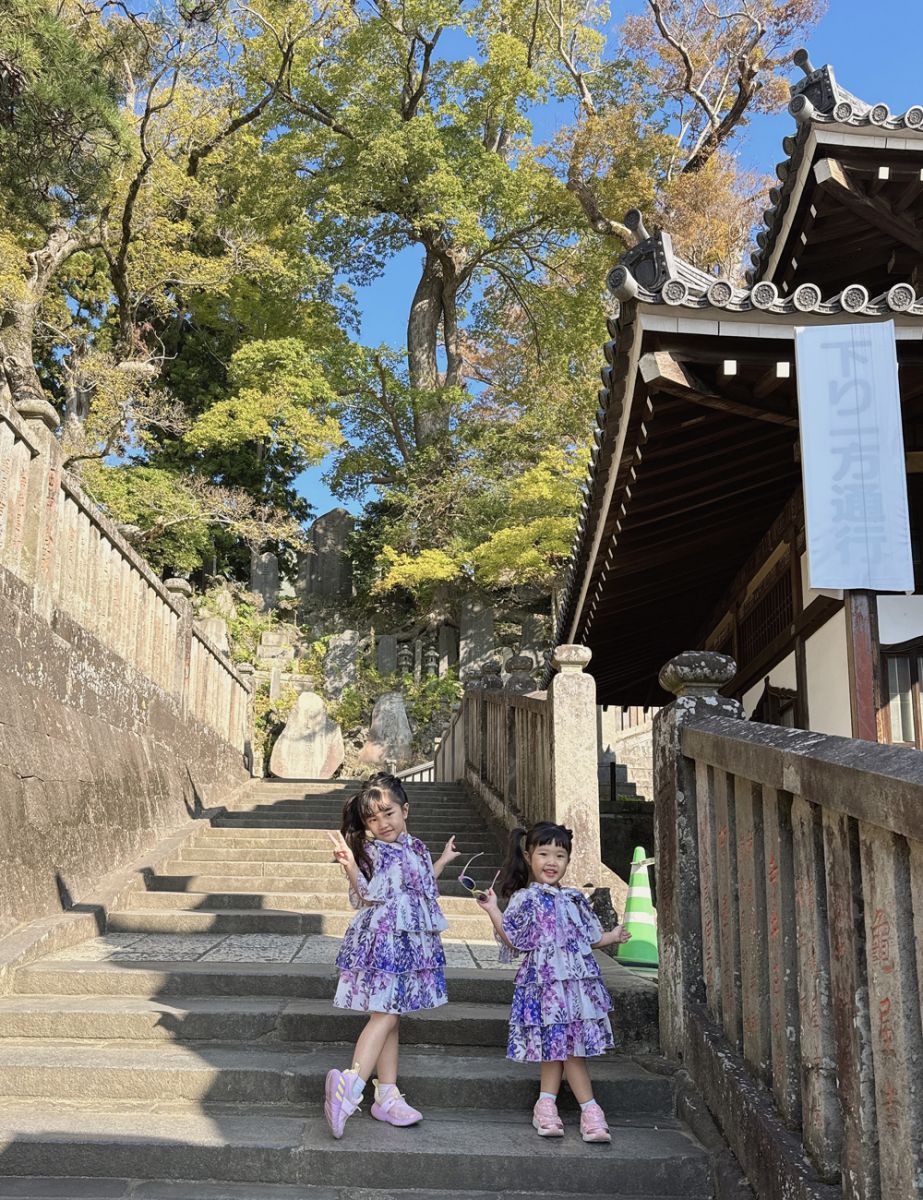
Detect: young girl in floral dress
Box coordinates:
(477, 821, 631, 1143)
(324, 773, 459, 1139)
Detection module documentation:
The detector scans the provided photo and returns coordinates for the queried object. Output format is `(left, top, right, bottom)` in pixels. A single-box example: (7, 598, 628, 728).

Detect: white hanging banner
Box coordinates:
(795, 320, 913, 591)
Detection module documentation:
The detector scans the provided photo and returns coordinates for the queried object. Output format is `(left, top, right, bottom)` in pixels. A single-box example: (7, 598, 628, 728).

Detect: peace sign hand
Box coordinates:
(327, 829, 355, 868)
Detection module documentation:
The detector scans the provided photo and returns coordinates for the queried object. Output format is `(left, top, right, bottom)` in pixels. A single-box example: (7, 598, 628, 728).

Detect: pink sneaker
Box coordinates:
(324, 1068, 362, 1139)
(580, 1100, 611, 1143)
(532, 1097, 564, 1137)
(370, 1081, 423, 1126)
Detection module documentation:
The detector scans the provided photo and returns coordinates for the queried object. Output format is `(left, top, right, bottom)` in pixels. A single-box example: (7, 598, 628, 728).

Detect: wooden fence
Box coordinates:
(0, 396, 251, 753)
(655, 650, 923, 1200)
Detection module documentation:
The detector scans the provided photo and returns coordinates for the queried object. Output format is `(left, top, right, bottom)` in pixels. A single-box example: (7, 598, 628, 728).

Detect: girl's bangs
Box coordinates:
(357, 787, 396, 818)
(529, 823, 572, 852)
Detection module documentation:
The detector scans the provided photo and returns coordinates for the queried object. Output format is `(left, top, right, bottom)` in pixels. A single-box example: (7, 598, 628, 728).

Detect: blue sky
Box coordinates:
(297, 0, 923, 517)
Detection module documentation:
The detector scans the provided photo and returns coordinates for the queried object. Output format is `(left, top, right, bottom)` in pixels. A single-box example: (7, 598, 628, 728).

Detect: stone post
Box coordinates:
(237, 662, 257, 776)
(15, 398, 61, 616)
(165, 578, 194, 712)
(505, 656, 537, 811)
(480, 659, 503, 790)
(654, 650, 741, 1061)
(547, 645, 601, 888)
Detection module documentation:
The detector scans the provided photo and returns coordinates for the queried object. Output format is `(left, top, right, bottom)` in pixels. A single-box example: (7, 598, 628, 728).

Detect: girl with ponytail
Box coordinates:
(477, 821, 631, 1143)
(323, 773, 459, 1139)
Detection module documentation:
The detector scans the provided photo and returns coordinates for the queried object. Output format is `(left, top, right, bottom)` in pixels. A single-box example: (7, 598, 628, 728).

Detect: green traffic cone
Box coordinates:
(616, 845, 658, 967)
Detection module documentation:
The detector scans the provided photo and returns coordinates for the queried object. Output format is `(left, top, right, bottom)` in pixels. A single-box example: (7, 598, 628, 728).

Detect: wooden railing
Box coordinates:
(0, 395, 252, 753)
(396, 761, 435, 784)
(655, 650, 923, 1200)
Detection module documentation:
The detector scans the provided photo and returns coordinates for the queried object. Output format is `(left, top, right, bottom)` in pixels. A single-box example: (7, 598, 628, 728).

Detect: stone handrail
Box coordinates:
(655, 649, 922, 1200)
(461, 646, 605, 888)
(395, 761, 435, 784)
(0, 396, 251, 753)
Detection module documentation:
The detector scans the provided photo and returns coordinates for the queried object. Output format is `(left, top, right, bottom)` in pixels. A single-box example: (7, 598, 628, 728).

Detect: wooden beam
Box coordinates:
(845, 590, 884, 743)
(814, 158, 923, 254)
(640, 352, 798, 428)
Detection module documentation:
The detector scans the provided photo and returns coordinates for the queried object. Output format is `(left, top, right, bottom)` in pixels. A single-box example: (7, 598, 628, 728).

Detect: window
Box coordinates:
(881, 641, 923, 747)
(753, 679, 799, 728)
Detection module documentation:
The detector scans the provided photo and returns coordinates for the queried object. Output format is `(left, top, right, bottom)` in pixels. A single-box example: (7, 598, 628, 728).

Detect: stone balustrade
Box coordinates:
(0, 395, 251, 752)
(655, 649, 923, 1200)
(460, 645, 604, 889)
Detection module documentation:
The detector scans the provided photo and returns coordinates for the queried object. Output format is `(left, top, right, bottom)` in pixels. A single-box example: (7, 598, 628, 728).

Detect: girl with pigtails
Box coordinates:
(324, 772, 460, 1139)
(477, 821, 631, 1143)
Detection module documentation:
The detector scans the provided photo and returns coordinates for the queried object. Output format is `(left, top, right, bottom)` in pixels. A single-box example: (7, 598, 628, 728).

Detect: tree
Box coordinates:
(0, 0, 347, 573)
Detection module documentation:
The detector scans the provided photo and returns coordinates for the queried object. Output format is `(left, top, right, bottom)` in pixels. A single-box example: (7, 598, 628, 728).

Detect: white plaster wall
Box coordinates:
(805, 607, 853, 737)
(742, 652, 798, 718)
(877, 594, 923, 645)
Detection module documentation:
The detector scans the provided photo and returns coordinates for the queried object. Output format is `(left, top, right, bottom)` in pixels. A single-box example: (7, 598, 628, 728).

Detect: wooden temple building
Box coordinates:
(553, 51, 923, 747)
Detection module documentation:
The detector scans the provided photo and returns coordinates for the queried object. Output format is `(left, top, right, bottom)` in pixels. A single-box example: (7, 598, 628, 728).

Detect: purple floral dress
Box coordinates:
(334, 833, 449, 1014)
(500, 883, 614, 1062)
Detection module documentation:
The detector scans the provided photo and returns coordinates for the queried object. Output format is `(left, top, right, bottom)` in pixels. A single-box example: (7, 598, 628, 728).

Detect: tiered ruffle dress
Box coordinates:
(500, 883, 614, 1062)
(334, 833, 449, 1014)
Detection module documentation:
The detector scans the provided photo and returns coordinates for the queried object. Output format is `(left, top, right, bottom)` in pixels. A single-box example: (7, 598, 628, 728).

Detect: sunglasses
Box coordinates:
(458, 852, 500, 900)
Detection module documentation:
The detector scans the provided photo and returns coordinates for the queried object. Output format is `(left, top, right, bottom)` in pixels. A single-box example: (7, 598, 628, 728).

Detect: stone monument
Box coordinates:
(460, 596, 496, 673)
(325, 629, 361, 700)
(360, 692, 413, 767)
(376, 634, 398, 676)
(297, 507, 355, 604)
(250, 550, 280, 611)
(269, 691, 345, 779)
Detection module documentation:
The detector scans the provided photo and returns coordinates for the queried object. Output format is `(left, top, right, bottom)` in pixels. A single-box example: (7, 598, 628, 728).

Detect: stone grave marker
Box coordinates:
(360, 692, 413, 767)
(325, 629, 360, 700)
(377, 634, 398, 676)
(460, 596, 495, 672)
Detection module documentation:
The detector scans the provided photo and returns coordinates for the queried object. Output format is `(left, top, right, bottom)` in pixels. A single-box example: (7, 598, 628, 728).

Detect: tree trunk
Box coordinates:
(407, 250, 443, 395)
(0, 306, 45, 409)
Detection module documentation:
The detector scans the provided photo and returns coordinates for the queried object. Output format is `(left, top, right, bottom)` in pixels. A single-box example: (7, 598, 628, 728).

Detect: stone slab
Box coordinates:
(269, 692, 344, 780)
(359, 692, 413, 767)
(459, 597, 495, 673)
(324, 630, 360, 701)
(376, 634, 398, 676)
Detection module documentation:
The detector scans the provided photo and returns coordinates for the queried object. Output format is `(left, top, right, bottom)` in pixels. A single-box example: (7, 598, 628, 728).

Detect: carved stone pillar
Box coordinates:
(547, 645, 601, 889)
(165, 578, 194, 712)
(654, 650, 741, 1060)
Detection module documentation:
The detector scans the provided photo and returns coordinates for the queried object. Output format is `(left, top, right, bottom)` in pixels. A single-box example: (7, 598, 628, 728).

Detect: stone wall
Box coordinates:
(0, 396, 251, 937)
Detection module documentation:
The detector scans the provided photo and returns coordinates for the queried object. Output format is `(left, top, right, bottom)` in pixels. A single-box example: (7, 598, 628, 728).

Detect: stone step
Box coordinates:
(0, 1042, 672, 1114)
(216, 813, 485, 829)
(0, 994, 652, 1053)
(212, 818, 487, 831)
(122, 890, 486, 915)
(0, 1105, 712, 1195)
(9, 964, 658, 1046)
(219, 820, 494, 835)
(10, 962, 522, 1004)
(190, 833, 496, 851)
(204, 822, 486, 839)
(145, 873, 480, 897)
(0, 1179, 702, 1200)
(105, 909, 496, 939)
(9, 959, 657, 1038)
(178, 839, 497, 862)
(159, 858, 502, 878)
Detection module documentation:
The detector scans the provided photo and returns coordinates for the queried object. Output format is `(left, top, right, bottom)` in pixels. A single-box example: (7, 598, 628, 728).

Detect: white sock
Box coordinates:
(344, 1067, 366, 1102)
(579, 1097, 596, 1111)
(374, 1079, 399, 1101)
(539, 1091, 557, 1102)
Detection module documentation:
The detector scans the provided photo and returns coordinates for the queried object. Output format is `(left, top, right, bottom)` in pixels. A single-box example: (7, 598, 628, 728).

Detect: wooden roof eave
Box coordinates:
(557, 300, 645, 651)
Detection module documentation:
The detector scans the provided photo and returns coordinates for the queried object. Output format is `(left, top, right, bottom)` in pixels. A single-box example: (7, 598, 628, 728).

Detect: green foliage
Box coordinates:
(252, 682, 298, 758)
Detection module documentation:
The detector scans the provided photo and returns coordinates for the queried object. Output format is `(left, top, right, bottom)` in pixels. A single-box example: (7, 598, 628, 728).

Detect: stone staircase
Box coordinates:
(0, 780, 714, 1199)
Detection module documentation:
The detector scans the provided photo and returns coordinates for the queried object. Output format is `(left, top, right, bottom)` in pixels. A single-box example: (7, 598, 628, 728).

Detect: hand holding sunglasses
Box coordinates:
(458, 852, 500, 901)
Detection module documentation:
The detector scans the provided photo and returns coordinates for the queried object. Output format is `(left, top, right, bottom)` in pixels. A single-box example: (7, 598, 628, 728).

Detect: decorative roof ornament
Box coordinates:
(606, 210, 677, 300)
